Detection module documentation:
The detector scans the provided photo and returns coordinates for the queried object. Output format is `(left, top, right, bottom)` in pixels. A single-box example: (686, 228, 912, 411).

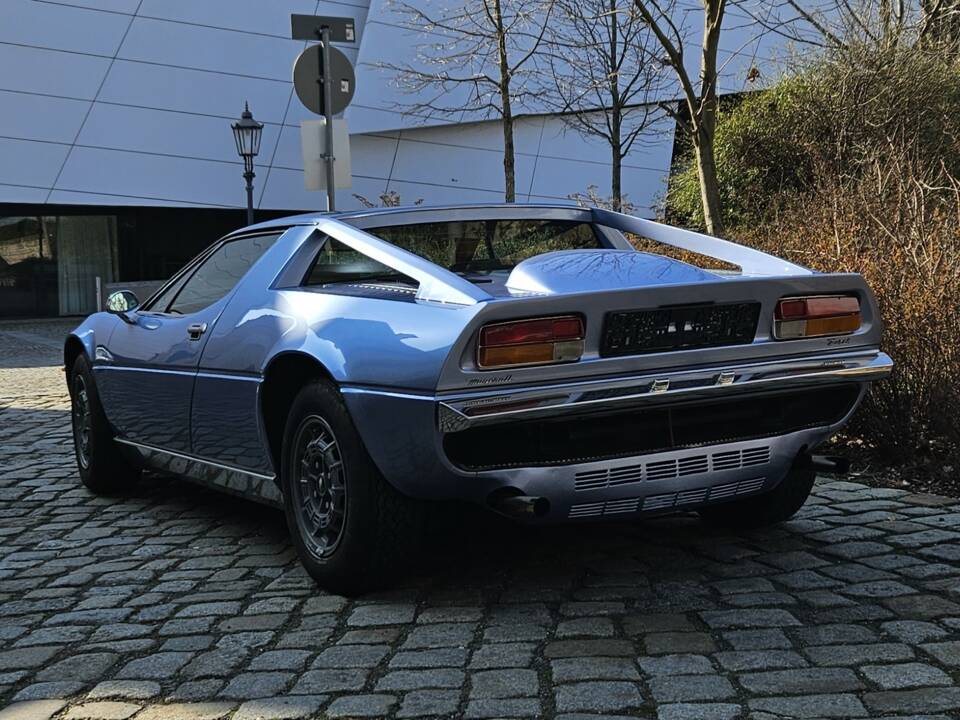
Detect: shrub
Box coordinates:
(668, 47, 960, 475)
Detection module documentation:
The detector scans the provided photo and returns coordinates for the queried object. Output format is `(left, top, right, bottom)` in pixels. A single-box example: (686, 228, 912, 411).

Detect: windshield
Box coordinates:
(365, 219, 603, 276)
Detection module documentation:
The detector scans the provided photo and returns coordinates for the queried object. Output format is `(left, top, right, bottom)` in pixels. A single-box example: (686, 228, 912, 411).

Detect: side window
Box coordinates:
(167, 233, 280, 315)
(303, 238, 411, 286)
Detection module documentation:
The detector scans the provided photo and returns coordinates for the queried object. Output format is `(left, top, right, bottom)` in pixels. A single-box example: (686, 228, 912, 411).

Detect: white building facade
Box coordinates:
(0, 0, 783, 316)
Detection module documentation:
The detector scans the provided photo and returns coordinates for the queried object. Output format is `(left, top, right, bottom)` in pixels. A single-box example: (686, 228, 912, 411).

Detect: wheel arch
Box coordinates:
(260, 351, 336, 474)
(64, 334, 87, 375)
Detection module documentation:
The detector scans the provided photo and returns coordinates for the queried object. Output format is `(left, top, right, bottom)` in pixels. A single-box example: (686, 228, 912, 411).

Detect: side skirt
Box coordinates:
(114, 438, 283, 508)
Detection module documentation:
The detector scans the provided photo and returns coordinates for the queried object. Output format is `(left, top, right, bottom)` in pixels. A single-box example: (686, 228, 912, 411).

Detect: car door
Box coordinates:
(97, 233, 280, 453)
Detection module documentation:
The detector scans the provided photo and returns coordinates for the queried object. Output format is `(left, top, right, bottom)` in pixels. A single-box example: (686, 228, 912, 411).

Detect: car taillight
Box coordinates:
(477, 315, 584, 369)
(774, 295, 861, 339)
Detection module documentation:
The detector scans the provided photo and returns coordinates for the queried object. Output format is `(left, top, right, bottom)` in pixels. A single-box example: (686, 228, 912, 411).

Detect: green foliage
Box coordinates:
(667, 48, 960, 229)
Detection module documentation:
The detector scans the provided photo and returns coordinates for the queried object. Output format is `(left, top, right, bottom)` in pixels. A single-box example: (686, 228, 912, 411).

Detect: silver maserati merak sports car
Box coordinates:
(65, 204, 892, 592)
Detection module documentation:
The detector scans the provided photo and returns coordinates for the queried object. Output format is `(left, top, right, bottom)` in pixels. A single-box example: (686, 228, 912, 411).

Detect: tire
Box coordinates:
(69, 354, 141, 494)
(699, 464, 816, 529)
(280, 380, 425, 595)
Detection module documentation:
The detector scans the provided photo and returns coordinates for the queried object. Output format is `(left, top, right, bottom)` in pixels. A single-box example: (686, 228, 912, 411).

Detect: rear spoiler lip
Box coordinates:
(437, 349, 892, 432)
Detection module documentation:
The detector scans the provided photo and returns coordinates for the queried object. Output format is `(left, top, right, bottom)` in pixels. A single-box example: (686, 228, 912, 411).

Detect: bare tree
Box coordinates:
(541, 0, 664, 211)
(380, 0, 553, 202)
(632, 0, 728, 235)
(743, 0, 960, 54)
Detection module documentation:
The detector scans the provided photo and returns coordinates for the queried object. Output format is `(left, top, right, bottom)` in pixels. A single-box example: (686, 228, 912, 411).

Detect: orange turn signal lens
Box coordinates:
(774, 295, 861, 339)
(477, 315, 584, 369)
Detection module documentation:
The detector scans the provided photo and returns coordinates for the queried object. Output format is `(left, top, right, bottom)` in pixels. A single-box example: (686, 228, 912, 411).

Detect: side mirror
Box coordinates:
(105, 290, 139, 322)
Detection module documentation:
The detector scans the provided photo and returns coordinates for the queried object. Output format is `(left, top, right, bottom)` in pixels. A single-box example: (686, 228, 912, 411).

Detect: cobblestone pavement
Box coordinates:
(2, 324, 960, 719)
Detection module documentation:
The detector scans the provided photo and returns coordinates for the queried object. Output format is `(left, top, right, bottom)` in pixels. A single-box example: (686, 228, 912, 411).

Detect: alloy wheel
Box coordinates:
(292, 414, 347, 558)
(72, 375, 92, 470)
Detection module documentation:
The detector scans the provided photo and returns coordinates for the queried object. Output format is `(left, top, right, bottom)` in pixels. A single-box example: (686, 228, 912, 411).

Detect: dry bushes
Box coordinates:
(668, 48, 960, 474)
(734, 158, 960, 472)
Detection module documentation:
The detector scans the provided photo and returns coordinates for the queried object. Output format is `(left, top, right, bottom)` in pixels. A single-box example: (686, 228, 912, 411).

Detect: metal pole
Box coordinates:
(320, 26, 336, 211)
(244, 166, 255, 226)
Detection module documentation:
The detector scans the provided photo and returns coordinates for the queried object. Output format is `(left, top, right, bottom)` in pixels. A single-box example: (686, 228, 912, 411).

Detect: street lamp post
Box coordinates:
(231, 102, 264, 226)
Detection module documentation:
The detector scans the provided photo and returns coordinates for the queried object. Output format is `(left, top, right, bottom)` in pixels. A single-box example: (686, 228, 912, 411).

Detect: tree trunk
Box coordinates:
(610, 142, 624, 212)
(493, 0, 516, 203)
(693, 128, 723, 235)
(608, 0, 622, 211)
(694, 0, 725, 235)
(501, 93, 516, 203)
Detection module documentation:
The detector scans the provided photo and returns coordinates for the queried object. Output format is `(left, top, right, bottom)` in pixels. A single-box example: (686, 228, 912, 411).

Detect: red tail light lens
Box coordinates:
(478, 315, 584, 369)
(774, 295, 861, 339)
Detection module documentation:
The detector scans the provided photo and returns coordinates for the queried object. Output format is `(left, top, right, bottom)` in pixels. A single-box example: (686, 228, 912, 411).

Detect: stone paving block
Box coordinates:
(0, 646, 60, 671)
(166, 680, 225, 702)
(374, 669, 464, 691)
(554, 681, 644, 712)
(861, 662, 952, 689)
(465, 698, 541, 718)
(656, 703, 741, 720)
(325, 694, 396, 718)
(133, 702, 236, 720)
(639, 654, 714, 676)
(115, 652, 194, 680)
(396, 689, 460, 718)
(36, 652, 118, 682)
(232, 695, 326, 720)
(803, 642, 914, 665)
(0, 700, 67, 720)
(920, 640, 960, 666)
(346, 603, 416, 626)
(63, 702, 140, 720)
(714, 649, 807, 671)
(883, 593, 960, 618)
(218, 672, 294, 700)
(556, 617, 615, 637)
(699, 609, 800, 629)
(468, 643, 530, 669)
(311, 645, 389, 669)
(14, 682, 85, 702)
(551, 657, 640, 682)
(544, 639, 635, 658)
(863, 687, 960, 715)
(289, 669, 368, 694)
(794, 623, 877, 645)
(247, 650, 312, 671)
(648, 675, 735, 703)
(470, 668, 538, 698)
(739, 667, 863, 694)
(87, 682, 160, 701)
(390, 648, 468, 668)
(622, 613, 694, 634)
(748, 693, 867, 718)
(881, 620, 949, 644)
(644, 632, 716, 654)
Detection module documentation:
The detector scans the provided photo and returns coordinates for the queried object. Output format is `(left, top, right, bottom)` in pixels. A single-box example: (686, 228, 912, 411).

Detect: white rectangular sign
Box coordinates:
(301, 119, 352, 190)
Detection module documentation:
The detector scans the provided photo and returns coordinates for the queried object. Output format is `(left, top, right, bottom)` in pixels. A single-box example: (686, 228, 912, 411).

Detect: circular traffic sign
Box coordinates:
(293, 43, 356, 116)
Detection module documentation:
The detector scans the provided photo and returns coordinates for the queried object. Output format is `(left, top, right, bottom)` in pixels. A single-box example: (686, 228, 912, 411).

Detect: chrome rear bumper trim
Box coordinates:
(437, 350, 892, 432)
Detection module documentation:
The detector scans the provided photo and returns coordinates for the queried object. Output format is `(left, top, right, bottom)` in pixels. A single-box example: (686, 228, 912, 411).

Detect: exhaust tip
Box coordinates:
(489, 491, 550, 519)
(806, 454, 851, 475)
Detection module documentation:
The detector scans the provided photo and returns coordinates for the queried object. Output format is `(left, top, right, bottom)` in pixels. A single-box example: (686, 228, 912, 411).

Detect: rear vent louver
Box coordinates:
(568, 476, 768, 519)
(573, 446, 770, 491)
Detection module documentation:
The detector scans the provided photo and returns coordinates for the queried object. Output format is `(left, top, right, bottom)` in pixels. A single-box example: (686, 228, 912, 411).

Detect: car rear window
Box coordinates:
(365, 219, 602, 275)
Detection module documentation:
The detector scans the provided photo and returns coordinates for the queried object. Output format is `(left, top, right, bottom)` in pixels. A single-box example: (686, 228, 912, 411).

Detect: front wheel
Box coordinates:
(281, 380, 424, 595)
(69, 354, 140, 494)
(699, 464, 816, 529)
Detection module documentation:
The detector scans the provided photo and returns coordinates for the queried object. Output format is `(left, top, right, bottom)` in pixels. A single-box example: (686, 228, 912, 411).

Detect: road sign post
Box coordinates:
(291, 15, 357, 212)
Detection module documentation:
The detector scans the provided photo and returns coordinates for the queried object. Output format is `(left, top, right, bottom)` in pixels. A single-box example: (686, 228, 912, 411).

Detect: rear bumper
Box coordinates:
(437, 349, 893, 432)
(341, 349, 890, 520)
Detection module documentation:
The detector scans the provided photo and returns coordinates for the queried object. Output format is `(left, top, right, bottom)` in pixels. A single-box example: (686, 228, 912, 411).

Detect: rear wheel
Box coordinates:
(699, 464, 816, 529)
(281, 380, 424, 595)
(69, 354, 140, 494)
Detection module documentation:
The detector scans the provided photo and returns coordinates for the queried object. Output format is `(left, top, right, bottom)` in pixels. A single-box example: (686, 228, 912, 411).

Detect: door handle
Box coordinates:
(187, 322, 207, 340)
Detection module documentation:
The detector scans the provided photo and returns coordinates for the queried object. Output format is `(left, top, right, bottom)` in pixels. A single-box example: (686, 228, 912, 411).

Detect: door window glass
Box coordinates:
(167, 233, 279, 315)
